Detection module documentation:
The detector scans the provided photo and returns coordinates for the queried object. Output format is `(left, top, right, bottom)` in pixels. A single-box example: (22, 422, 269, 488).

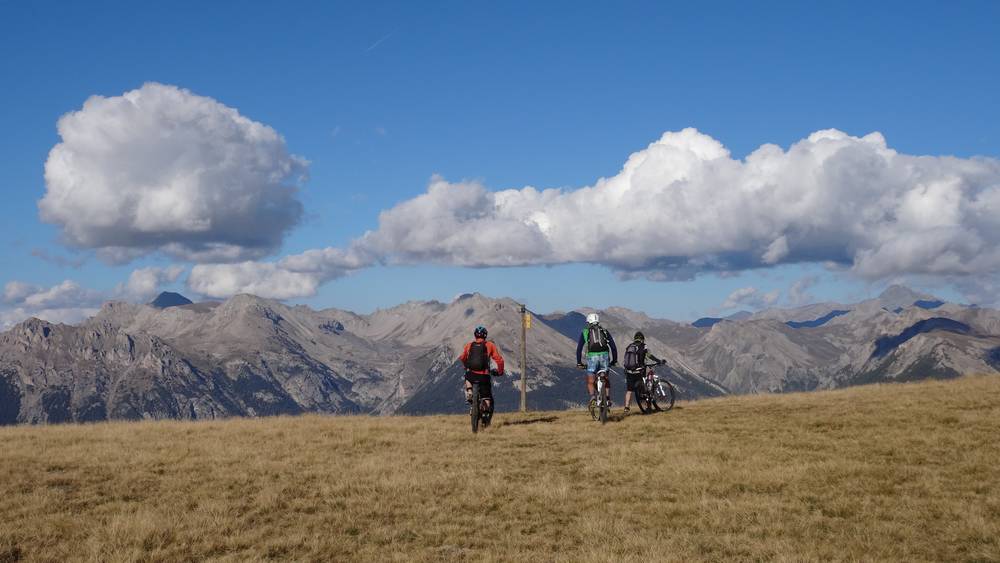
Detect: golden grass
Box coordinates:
(2, 376, 999, 562)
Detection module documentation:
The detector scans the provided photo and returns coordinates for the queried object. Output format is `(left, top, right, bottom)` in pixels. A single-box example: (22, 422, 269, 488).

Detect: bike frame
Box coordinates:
(596, 371, 609, 400)
(645, 369, 659, 395)
(643, 362, 663, 392)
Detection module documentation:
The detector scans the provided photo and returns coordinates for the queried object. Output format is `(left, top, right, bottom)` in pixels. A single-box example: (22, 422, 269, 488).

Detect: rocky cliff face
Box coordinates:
(0, 318, 235, 423)
(1, 287, 998, 425)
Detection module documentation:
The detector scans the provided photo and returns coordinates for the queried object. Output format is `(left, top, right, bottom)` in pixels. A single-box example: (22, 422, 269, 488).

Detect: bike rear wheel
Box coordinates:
(653, 381, 676, 412)
(470, 383, 481, 433)
(598, 375, 608, 424)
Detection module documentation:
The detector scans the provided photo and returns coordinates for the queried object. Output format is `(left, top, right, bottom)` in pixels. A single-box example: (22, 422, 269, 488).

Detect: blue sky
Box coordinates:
(1, 0, 998, 323)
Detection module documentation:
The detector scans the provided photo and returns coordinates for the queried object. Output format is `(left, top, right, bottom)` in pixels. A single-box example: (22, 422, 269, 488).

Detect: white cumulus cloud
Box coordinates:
(3, 281, 42, 304)
(39, 82, 307, 264)
(113, 265, 186, 302)
(721, 286, 780, 311)
(187, 247, 373, 299)
(187, 262, 323, 300)
(15, 280, 102, 310)
(350, 128, 1000, 282)
(1, 266, 187, 329)
(788, 275, 820, 306)
(950, 275, 1000, 307)
(1, 280, 104, 329)
(175, 127, 1000, 301)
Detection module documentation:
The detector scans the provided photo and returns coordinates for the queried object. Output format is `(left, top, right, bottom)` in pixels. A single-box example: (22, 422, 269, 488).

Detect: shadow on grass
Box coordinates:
(496, 416, 559, 427)
(0, 546, 22, 563)
(606, 407, 678, 422)
(583, 412, 628, 423)
(635, 405, 682, 414)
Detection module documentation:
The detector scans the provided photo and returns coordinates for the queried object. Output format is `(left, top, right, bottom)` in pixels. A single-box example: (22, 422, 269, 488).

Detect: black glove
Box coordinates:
(610, 360, 617, 367)
(658, 360, 666, 366)
(576, 363, 586, 369)
(489, 369, 499, 377)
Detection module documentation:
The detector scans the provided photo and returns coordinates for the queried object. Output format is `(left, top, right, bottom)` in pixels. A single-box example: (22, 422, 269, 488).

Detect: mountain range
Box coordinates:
(1, 285, 998, 425)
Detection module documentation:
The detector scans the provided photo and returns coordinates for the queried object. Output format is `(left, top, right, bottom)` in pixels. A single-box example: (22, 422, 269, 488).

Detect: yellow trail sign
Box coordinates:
(523, 313, 531, 329)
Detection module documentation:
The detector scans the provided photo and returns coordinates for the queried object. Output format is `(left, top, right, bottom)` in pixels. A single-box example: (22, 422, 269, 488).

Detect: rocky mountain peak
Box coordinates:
(4, 317, 55, 342)
(219, 293, 279, 312)
(150, 291, 193, 309)
(212, 294, 289, 329)
(878, 285, 937, 310)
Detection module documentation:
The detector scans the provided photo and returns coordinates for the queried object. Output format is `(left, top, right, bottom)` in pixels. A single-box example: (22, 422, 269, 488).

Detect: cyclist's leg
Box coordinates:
(624, 371, 637, 409)
(463, 373, 473, 403)
(595, 354, 610, 401)
(586, 355, 599, 398)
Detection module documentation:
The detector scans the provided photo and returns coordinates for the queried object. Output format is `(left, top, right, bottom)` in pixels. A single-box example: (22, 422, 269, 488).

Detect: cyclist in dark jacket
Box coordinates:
(622, 331, 664, 414)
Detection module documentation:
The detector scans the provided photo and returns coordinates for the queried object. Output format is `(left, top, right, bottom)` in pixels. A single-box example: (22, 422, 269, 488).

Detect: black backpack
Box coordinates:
(587, 324, 608, 353)
(623, 341, 644, 371)
(466, 341, 489, 371)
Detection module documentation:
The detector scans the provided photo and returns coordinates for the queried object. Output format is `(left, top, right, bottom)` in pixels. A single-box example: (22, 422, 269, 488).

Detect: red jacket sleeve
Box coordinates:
(458, 342, 471, 367)
(488, 342, 505, 375)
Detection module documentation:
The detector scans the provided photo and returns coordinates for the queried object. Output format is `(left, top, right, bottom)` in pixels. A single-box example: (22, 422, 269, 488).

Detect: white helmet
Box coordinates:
(586, 313, 600, 325)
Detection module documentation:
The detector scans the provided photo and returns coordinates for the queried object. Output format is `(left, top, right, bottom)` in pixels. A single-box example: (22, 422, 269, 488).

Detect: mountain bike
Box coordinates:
(470, 370, 499, 433)
(588, 367, 612, 424)
(635, 361, 675, 414)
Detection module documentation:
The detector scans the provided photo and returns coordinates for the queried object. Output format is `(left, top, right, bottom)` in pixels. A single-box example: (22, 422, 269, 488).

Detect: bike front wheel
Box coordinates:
(653, 381, 676, 412)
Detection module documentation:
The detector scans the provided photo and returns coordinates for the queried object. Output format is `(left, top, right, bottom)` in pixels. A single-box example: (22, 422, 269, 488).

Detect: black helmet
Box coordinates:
(633, 331, 645, 342)
(474, 326, 488, 339)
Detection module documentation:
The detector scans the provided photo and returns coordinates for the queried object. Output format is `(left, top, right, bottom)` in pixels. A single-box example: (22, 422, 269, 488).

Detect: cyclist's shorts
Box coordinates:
(465, 371, 493, 399)
(586, 353, 610, 375)
(624, 370, 643, 391)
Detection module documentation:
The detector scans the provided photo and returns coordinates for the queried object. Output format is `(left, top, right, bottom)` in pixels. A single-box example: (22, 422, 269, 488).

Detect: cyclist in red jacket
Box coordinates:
(459, 325, 505, 414)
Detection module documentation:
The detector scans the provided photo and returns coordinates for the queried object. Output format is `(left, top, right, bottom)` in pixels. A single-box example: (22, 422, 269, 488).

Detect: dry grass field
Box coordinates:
(2, 376, 999, 562)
